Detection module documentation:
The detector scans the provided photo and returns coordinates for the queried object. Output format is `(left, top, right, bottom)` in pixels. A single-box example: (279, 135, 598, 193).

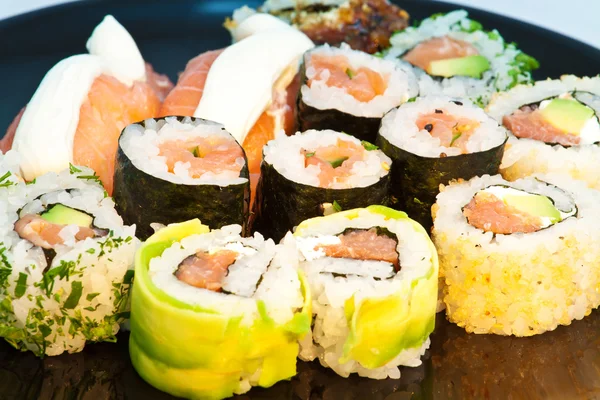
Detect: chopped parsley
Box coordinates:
(63, 281, 83, 309)
(14, 272, 27, 298)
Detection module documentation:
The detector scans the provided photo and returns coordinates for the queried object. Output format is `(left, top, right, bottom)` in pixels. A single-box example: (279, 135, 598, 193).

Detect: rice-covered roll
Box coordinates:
(0, 165, 137, 356)
(385, 10, 539, 106)
(376, 95, 507, 231)
(129, 220, 310, 400)
(252, 129, 391, 241)
(295, 206, 438, 379)
(432, 174, 600, 336)
(113, 117, 250, 239)
(487, 75, 600, 190)
(298, 44, 418, 142)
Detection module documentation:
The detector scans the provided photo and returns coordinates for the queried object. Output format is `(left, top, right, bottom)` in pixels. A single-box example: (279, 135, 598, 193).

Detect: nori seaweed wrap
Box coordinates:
(113, 117, 250, 239)
(252, 129, 391, 241)
(376, 96, 507, 231)
(297, 44, 417, 143)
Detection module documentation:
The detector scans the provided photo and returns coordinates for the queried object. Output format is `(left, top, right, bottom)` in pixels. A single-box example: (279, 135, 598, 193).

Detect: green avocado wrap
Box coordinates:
(293, 205, 438, 379)
(129, 219, 311, 400)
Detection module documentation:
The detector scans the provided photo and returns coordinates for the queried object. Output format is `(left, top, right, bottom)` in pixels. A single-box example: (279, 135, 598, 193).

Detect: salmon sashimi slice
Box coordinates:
(308, 53, 388, 102)
(403, 36, 479, 71)
(158, 137, 244, 178)
(503, 105, 581, 147)
(175, 250, 238, 291)
(463, 191, 543, 234)
(145, 63, 175, 102)
(317, 228, 400, 270)
(159, 50, 224, 118)
(415, 109, 479, 152)
(0, 107, 25, 153)
(14, 214, 99, 249)
(73, 74, 161, 195)
(303, 139, 367, 187)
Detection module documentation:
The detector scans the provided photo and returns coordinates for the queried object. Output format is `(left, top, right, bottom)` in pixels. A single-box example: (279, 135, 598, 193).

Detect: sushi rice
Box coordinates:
(486, 75, 600, 190)
(432, 174, 600, 336)
(0, 162, 137, 356)
(385, 10, 538, 106)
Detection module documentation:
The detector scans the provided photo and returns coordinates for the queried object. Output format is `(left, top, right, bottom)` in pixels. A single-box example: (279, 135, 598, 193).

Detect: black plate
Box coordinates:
(1, 1, 600, 399)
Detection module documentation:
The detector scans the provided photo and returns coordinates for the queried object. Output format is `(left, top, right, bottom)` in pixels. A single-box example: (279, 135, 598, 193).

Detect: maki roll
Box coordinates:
(487, 75, 600, 189)
(129, 220, 310, 399)
(253, 129, 391, 241)
(255, 0, 410, 54)
(0, 15, 173, 194)
(385, 10, 539, 106)
(298, 44, 418, 143)
(0, 162, 136, 356)
(113, 117, 250, 240)
(432, 174, 600, 336)
(376, 96, 507, 231)
(294, 206, 438, 379)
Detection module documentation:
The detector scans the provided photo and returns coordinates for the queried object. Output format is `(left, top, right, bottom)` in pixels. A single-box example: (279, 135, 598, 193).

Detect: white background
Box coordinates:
(1, 0, 599, 49)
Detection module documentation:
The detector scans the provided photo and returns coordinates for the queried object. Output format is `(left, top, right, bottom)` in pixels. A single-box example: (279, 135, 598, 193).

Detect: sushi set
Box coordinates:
(0, 0, 599, 399)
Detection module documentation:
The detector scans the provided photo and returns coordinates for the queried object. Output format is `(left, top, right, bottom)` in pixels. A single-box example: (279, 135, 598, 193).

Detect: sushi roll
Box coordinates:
(129, 220, 310, 399)
(255, 0, 410, 54)
(0, 16, 173, 194)
(294, 206, 438, 379)
(385, 10, 539, 106)
(113, 117, 250, 240)
(252, 129, 391, 241)
(376, 95, 507, 231)
(159, 23, 314, 202)
(487, 75, 600, 190)
(432, 174, 600, 336)
(0, 162, 137, 356)
(297, 44, 418, 142)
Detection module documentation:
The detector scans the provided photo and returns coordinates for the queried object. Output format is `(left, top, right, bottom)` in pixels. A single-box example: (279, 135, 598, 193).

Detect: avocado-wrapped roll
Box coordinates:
(376, 95, 507, 231)
(113, 116, 250, 239)
(432, 174, 600, 336)
(129, 220, 310, 400)
(298, 44, 418, 142)
(0, 164, 136, 357)
(486, 75, 600, 190)
(294, 206, 438, 379)
(253, 129, 391, 241)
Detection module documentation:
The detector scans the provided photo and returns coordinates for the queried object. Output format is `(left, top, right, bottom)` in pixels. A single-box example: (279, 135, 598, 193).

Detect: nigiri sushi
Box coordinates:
(0, 16, 173, 194)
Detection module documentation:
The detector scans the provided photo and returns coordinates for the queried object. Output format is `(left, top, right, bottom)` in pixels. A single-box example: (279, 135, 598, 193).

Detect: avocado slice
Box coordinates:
(41, 204, 93, 228)
(503, 193, 561, 224)
(427, 55, 490, 79)
(539, 98, 594, 134)
(328, 156, 349, 168)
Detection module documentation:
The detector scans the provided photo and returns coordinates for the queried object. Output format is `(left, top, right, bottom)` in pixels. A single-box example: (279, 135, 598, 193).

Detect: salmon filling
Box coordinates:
(175, 250, 238, 291)
(416, 109, 479, 153)
(14, 214, 104, 249)
(158, 136, 244, 178)
(308, 54, 388, 102)
(303, 139, 372, 187)
(463, 191, 544, 234)
(403, 36, 479, 72)
(316, 228, 400, 270)
(503, 105, 582, 147)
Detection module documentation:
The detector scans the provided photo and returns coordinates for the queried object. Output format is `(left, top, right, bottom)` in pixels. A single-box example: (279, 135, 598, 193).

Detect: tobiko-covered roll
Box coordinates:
(386, 10, 539, 106)
(113, 117, 250, 240)
(298, 44, 418, 142)
(0, 16, 172, 194)
(129, 220, 310, 399)
(432, 174, 600, 336)
(295, 206, 438, 379)
(486, 75, 600, 189)
(252, 130, 391, 241)
(0, 161, 136, 356)
(376, 95, 507, 230)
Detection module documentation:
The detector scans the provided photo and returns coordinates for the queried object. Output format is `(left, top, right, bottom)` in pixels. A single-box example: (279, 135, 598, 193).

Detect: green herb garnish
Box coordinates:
(305, 152, 315, 158)
(69, 164, 81, 174)
(345, 68, 354, 79)
(361, 141, 379, 151)
(332, 200, 342, 213)
(14, 272, 27, 298)
(63, 281, 83, 309)
(450, 132, 462, 146)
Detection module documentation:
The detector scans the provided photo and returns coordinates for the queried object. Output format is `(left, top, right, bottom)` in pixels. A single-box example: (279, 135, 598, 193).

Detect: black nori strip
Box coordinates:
(376, 133, 506, 233)
(251, 160, 390, 242)
(297, 51, 384, 143)
(113, 117, 250, 240)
